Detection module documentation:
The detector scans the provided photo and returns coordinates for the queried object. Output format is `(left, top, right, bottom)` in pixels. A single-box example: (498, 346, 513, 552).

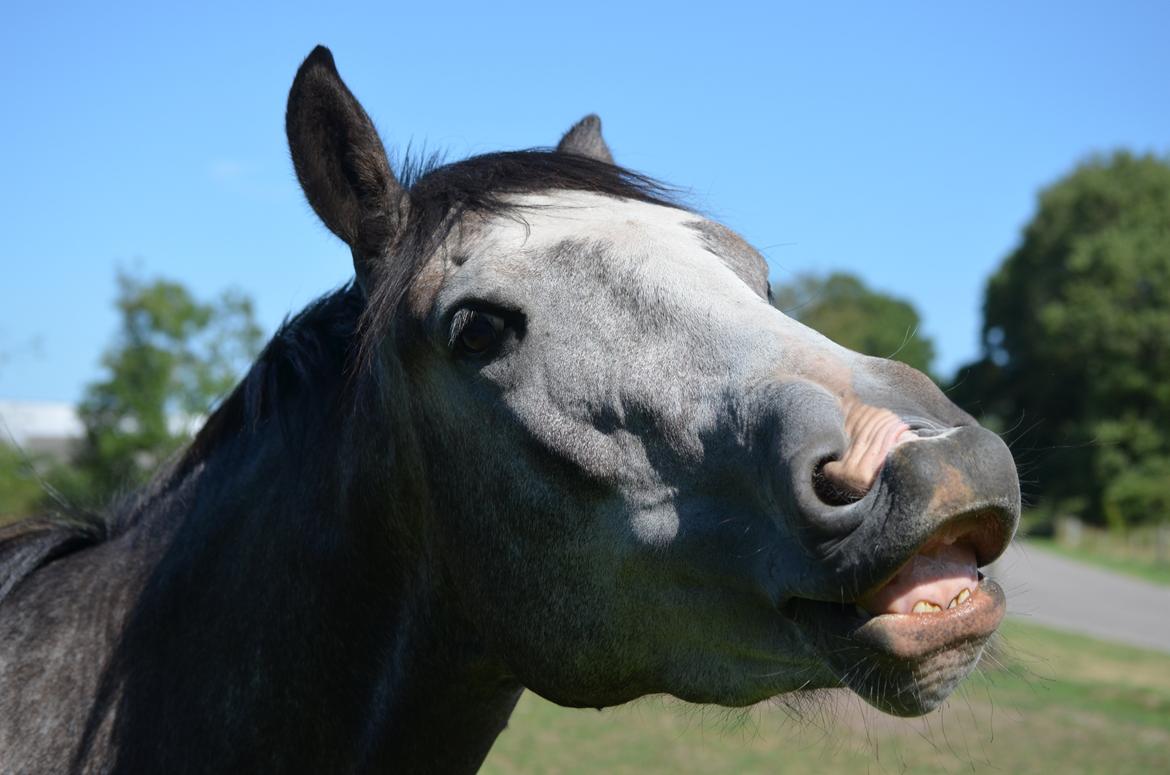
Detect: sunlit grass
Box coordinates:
(483, 620, 1170, 774)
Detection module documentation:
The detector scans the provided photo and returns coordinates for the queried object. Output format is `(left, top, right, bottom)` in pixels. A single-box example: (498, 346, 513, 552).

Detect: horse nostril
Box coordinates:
(812, 457, 865, 507)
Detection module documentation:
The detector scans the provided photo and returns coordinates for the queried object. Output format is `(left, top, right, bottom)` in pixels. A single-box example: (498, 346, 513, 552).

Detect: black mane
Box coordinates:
(181, 283, 364, 473)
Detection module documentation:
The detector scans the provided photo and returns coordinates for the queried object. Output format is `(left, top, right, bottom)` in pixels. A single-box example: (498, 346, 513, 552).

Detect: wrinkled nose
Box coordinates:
(781, 400, 1020, 600)
(816, 402, 915, 503)
(761, 353, 1019, 601)
(798, 423, 1019, 552)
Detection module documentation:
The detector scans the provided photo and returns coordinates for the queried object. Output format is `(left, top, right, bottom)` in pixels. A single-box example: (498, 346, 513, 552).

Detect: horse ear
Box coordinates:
(556, 114, 614, 164)
(286, 46, 405, 278)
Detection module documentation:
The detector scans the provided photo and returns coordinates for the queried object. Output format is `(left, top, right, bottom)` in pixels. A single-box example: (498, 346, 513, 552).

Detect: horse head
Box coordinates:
(287, 46, 1019, 720)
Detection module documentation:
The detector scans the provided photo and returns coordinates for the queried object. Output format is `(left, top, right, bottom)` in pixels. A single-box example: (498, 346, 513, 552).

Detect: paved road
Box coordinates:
(988, 540, 1170, 654)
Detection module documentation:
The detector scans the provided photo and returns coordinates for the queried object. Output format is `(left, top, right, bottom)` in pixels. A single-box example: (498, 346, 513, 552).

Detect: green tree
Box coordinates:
(951, 151, 1170, 527)
(773, 272, 937, 375)
(74, 271, 263, 502)
(0, 442, 46, 525)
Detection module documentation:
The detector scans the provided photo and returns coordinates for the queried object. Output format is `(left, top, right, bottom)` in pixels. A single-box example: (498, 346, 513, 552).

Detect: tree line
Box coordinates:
(3, 150, 1168, 530)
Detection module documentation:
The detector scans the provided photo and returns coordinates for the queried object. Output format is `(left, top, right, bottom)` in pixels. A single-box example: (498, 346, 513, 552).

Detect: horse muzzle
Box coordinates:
(776, 423, 1020, 715)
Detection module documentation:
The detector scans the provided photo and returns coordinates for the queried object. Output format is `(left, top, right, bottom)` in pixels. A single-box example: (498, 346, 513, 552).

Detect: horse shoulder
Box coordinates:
(0, 522, 143, 772)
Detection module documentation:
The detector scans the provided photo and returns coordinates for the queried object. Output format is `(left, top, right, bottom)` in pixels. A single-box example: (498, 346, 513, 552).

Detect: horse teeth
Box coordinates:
(911, 600, 942, 614)
(947, 588, 972, 609)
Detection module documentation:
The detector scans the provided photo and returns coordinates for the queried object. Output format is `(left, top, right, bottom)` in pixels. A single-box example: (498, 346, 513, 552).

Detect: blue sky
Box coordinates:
(1, 1, 1166, 402)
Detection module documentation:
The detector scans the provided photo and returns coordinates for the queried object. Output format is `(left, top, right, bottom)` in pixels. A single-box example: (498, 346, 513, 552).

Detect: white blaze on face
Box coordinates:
(464, 191, 857, 375)
(479, 192, 763, 304)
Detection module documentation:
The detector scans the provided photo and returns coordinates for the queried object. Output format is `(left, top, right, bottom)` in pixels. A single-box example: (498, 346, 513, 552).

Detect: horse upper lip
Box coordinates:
(847, 507, 1011, 605)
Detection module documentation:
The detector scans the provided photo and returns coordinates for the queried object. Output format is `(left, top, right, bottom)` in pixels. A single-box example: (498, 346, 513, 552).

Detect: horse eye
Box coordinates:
(451, 310, 505, 356)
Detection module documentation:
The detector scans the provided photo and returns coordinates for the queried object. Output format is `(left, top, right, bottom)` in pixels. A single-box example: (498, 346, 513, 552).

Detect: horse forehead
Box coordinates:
(487, 191, 698, 251)
(471, 192, 765, 291)
(403, 193, 754, 321)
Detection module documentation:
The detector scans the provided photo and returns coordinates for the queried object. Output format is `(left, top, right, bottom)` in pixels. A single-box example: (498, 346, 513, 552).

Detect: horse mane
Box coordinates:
(0, 149, 681, 600)
(0, 285, 364, 613)
(179, 283, 365, 473)
(0, 515, 106, 605)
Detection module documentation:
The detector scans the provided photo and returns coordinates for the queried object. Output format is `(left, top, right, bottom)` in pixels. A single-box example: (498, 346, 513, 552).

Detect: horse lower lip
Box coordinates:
(781, 575, 1005, 659)
(847, 577, 1005, 659)
(780, 576, 1006, 716)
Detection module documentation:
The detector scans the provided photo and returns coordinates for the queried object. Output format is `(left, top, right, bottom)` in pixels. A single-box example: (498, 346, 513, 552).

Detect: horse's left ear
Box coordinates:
(556, 114, 614, 164)
(286, 46, 406, 280)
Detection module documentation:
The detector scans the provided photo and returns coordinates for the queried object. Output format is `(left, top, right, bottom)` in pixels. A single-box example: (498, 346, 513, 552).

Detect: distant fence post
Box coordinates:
(1056, 516, 1084, 548)
(1156, 523, 1170, 566)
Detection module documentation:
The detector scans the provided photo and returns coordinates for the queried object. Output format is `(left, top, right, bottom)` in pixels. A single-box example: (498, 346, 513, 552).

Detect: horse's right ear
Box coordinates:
(556, 114, 614, 164)
(286, 46, 405, 278)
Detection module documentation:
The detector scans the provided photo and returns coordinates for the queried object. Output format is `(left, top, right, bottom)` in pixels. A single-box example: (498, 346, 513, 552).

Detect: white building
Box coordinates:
(0, 401, 206, 462)
(0, 401, 83, 460)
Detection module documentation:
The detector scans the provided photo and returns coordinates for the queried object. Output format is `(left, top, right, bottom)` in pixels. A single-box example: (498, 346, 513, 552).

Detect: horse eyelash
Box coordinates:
(447, 308, 481, 350)
(446, 306, 519, 355)
(449, 300, 527, 346)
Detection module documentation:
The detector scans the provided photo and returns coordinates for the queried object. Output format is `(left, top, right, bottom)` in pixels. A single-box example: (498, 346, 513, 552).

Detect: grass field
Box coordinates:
(482, 620, 1170, 774)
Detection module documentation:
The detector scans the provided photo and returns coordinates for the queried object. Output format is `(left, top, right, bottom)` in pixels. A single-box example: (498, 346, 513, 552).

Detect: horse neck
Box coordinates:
(97, 358, 522, 772)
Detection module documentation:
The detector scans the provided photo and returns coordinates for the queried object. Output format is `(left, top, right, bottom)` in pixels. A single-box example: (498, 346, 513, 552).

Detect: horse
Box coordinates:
(0, 46, 1020, 773)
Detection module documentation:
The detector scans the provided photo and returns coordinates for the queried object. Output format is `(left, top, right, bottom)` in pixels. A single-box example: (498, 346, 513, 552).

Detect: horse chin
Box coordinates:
(784, 577, 1006, 716)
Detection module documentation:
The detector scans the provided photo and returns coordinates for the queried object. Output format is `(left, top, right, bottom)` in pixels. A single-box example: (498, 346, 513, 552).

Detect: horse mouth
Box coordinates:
(783, 514, 1009, 716)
